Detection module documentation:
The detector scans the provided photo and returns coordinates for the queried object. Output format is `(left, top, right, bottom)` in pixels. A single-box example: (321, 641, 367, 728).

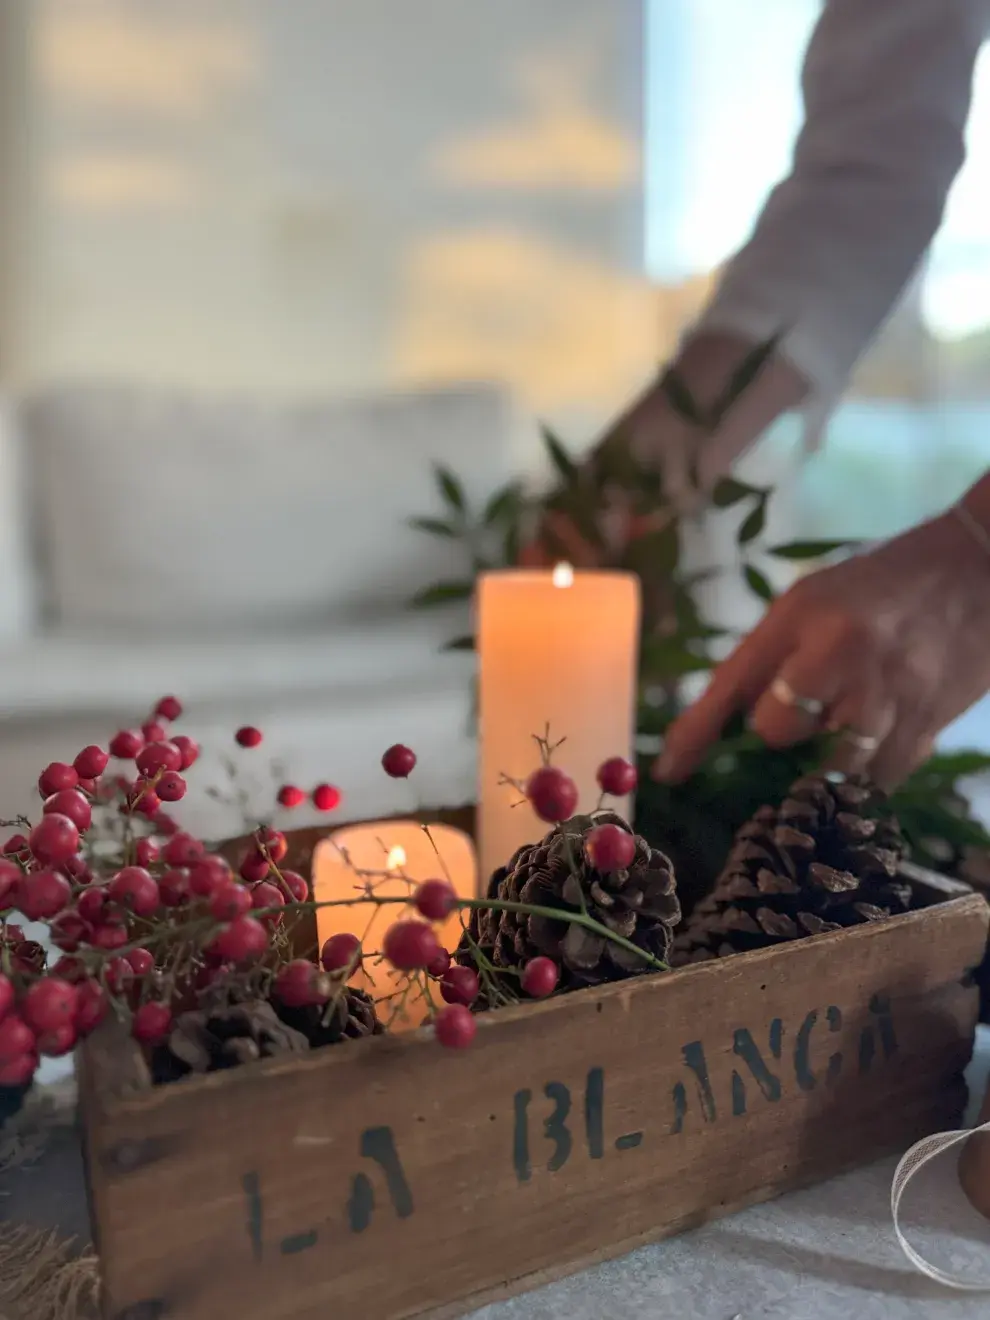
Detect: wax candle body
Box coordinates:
(312, 821, 477, 1031)
(478, 568, 640, 880)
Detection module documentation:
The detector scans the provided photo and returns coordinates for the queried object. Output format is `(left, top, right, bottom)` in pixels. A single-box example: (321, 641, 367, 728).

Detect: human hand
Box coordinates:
(652, 505, 990, 790)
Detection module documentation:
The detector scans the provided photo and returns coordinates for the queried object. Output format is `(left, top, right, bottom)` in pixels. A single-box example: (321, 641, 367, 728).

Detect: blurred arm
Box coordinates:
(693, 0, 989, 410)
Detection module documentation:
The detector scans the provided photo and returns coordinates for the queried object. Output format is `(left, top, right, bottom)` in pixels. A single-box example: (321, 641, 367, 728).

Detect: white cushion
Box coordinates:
(0, 613, 472, 718)
(0, 401, 37, 640)
(22, 382, 517, 633)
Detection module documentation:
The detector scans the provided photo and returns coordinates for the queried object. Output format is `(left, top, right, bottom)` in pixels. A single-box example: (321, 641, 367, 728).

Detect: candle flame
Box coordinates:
(386, 845, 407, 871)
(552, 561, 574, 588)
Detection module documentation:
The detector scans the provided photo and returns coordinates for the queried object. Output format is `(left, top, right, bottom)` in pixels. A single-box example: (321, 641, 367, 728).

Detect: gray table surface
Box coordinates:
(3, 1031, 988, 1320)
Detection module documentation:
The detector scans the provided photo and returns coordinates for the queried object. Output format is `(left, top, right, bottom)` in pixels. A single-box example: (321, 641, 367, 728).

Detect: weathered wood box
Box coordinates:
(79, 818, 989, 1320)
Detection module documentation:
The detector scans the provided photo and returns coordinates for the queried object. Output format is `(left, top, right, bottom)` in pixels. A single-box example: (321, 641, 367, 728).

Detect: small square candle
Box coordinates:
(312, 821, 477, 1031)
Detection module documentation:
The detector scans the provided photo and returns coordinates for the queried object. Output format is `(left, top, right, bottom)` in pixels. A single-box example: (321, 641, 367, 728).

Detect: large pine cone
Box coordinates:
(672, 773, 912, 965)
(463, 811, 680, 991)
(277, 986, 384, 1049)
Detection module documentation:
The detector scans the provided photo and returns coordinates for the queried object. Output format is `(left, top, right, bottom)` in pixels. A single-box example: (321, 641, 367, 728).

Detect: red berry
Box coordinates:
(281, 870, 308, 903)
(76, 887, 106, 922)
(414, 879, 457, 922)
(159, 868, 191, 907)
(141, 720, 167, 744)
(11, 940, 46, 976)
(0, 859, 20, 908)
(213, 915, 269, 963)
(382, 920, 440, 971)
(154, 695, 183, 721)
(321, 932, 362, 976)
(277, 784, 305, 809)
(381, 744, 416, 778)
(426, 948, 451, 978)
(434, 1003, 476, 1049)
(29, 812, 80, 865)
(312, 783, 341, 812)
(440, 965, 479, 1006)
(109, 729, 143, 760)
(77, 777, 98, 795)
(104, 956, 133, 993)
(21, 977, 78, 1034)
(3, 834, 28, 856)
(50, 909, 89, 952)
(74, 980, 108, 1035)
(235, 726, 263, 748)
(109, 866, 160, 917)
(521, 956, 559, 998)
(163, 833, 205, 867)
(239, 850, 270, 883)
(156, 771, 187, 802)
(209, 882, 251, 921)
(126, 948, 155, 978)
(90, 923, 129, 951)
(73, 745, 109, 779)
(188, 854, 230, 897)
(596, 756, 638, 797)
(17, 868, 72, 919)
(0, 974, 13, 1021)
(275, 960, 331, 1008)
(256, 827, 287, 863)
(584, 822, 636, 872)
(51, 956, 85, 982)
(525, 765, 579, 823)
(128, 784, 161, 817)
(135, 838, 159, 868)
(171, 735, 200, 770)
(37, 1023, 77, 1057)
(38, 762, 78, 797)
(250, 882, 285, 925)
(0, 1054, 38, 1086)
(0, 1014, 35, 1062)
(63, 853, 93, 884)
(136, 741, 182, 778)
(43, 788, 92, 833)
(132, 1002, 172, 1045)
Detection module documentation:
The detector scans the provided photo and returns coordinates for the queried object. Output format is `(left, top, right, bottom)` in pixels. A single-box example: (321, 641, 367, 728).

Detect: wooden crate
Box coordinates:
(79, 858, 988, 1320)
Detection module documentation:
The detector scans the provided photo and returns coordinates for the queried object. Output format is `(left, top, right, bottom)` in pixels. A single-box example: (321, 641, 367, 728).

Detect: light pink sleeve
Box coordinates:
(692, 0, 990, 408)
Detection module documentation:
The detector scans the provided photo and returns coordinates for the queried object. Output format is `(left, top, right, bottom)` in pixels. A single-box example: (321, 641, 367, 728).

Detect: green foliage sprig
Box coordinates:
(406, 345, 990, 896)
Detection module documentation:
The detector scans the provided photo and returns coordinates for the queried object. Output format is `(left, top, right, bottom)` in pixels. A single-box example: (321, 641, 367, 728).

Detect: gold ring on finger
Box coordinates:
(769, 676, 826, 718)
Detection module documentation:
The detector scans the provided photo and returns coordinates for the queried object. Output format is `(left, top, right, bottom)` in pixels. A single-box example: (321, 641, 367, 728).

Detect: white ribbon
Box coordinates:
(891, 1120, 990, 1290)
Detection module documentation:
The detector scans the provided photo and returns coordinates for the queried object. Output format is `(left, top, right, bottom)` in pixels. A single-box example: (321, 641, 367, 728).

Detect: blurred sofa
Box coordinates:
(0, 381, 527, 838)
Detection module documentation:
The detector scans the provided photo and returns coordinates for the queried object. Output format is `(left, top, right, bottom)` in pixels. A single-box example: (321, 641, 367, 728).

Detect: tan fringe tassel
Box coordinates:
(0, 1226, 99, 1320)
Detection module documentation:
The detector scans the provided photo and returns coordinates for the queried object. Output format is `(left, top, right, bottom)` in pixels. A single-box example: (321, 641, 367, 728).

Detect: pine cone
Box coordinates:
(152, 998, 311, 1084)
(673, 773, 912, 965)
(462, 811, 680, 992)
(276, 986, 384, 1049)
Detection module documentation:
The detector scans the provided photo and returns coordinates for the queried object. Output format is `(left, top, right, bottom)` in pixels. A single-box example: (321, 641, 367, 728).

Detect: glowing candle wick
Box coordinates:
(386, 845, 407, 871)
(552, 562, 574, 589)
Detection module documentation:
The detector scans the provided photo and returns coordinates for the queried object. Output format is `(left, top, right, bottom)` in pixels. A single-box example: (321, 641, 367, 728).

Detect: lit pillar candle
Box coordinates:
(478, 566, 641, 881)
(312, 821, 477, 1032)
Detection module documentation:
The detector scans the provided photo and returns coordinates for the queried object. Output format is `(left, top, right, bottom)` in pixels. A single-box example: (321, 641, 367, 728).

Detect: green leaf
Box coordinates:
(408, 516, 459, 539)
(711, 476, 763, 508)
(503, 520, 521, 566)
(483, 482, 523, 527)
(658, 367, 705, 427)
(434, 464, 467, 513)
(737, 497, 766, 546)
(442, 634, 476, 652)
(918, 750, 990, 779)
(541, 425, 578, 483)
(640, 636, 713, 679)
(410, 580, 474, 608)
(766, 538, 856, 561)
(710, 331, 784, 427)
(743, 563, 775, 603)
(624, 521, 680, 576)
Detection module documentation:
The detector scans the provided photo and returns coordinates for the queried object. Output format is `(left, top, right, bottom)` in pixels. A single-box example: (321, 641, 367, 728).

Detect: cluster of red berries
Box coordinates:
(0, 687, 639, 1083)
